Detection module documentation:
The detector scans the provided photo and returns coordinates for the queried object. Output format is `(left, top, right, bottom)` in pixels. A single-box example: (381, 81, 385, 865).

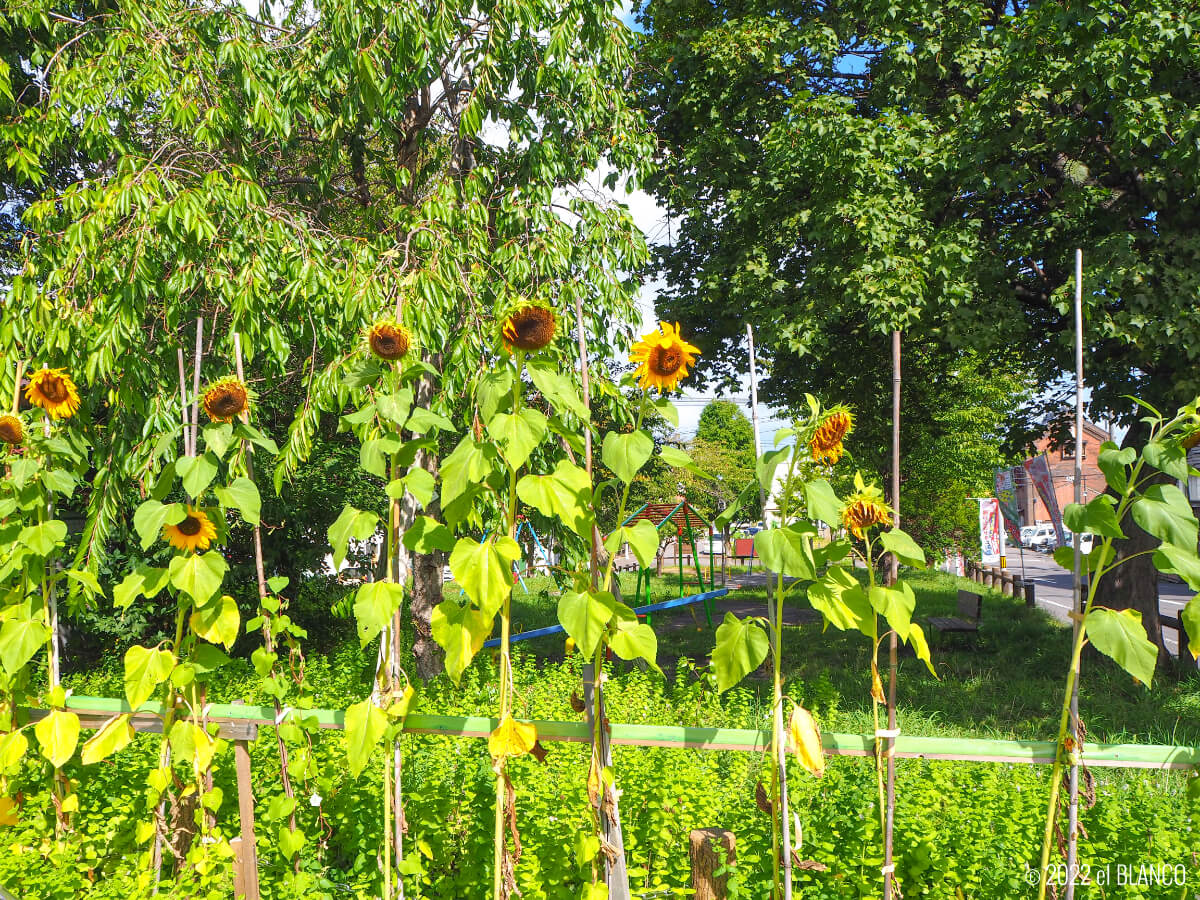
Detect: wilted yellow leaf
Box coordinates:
(488, 714, 537, 760)
(788, 705, 826, 777)
(0, 797, 18, 826)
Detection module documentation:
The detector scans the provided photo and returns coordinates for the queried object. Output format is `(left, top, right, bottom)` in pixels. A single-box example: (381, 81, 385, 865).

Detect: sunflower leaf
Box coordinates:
(214, 477, 261, 527)
(168, 551, 228, 607)
(177, 452, 219, 499)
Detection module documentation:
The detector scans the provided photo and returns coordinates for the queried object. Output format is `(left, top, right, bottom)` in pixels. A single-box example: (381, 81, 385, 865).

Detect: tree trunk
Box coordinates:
(408, 360, 445, 681)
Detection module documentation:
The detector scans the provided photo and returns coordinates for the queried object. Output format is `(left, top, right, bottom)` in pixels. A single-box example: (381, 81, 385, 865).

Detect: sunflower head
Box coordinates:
(629, 321, 701, 393)
(367, 319, 413, 361)
(809, 407, 854, 465)
(840, 474, 892, 539)
(163, 506, 218, 553)
(0, 414, 24, 446)
(501, 303, 557, 353)
(25, 368, 80, 420)
(202, 376, 250, 423)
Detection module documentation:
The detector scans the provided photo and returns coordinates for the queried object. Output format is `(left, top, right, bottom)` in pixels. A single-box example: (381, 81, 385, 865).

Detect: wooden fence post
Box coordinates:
(1024, 580, 1036, 608)
(690, 828, 736, 900)
(231, 701, 260, 900)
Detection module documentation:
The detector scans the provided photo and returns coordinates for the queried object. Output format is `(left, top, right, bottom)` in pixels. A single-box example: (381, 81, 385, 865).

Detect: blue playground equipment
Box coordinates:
(483, 496, 727, 648)
(464, 516, 560, 595)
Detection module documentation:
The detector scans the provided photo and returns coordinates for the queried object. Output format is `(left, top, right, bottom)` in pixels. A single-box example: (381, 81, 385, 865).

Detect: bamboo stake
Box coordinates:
(190, 318, 203, 455)
(746, 324, 791, 900)
(883, 330, 900, 899)
(1065, 250, 1084, 899)
(10, 360, 24, 414)
(232, 334, 299, 879)
(176, 350, 189, 457)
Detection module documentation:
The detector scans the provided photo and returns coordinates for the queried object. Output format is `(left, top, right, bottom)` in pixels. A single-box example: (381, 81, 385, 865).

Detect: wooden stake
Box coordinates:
(884, 330, 901, 899)
(10, 359, 24, 414)
(190, 318, 203, 453)
(746, 324, 791, 899)
(176, 349, 190, 457)
(232, 334, 301, 863)
(232, 701, 261, 900)
(689, 828, 736, 900)
(1066, 250, 1084, 900)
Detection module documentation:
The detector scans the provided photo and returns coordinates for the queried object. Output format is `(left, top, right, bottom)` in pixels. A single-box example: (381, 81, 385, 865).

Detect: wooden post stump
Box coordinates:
(689, 828, 736, 900)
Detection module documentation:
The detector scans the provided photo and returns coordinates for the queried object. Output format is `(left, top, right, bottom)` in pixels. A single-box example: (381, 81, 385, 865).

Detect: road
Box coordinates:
(1008, 547, 1192, 657)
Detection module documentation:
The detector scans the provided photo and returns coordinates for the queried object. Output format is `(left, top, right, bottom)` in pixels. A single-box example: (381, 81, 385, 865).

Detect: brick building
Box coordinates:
(1016, 419, 1111, 525)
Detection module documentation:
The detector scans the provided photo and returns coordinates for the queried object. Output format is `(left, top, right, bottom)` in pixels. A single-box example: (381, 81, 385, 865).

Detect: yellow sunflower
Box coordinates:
(841, 475, 891, 539)
(501, 304, 556, 353)
(367, 319, 412, 361)
(163, 506, 218, 553)
(809, 408, 854, 465)
(25, 368, 80, 420)
(202, 376, 250, 423)
(629, 321, 700, 393)
(0, 414, 23, 445)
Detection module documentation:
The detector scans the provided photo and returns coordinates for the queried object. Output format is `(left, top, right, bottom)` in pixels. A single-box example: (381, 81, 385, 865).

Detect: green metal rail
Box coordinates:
(49, 695, 1200, 771)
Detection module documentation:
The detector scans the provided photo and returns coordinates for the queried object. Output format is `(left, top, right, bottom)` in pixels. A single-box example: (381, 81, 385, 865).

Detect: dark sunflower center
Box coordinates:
(40, 375, 68, 403)
(210, 388, 245, 417)
(177, 515, 203, 536)
(650, 345, 684, 377)
(0, 418, 20, 444)
(370, 325, 409, 360)
(508, 308, 555, 350)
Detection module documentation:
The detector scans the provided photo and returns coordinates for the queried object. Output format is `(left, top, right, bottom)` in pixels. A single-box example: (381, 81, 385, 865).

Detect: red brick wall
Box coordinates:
(1017, 421, 1110, 524)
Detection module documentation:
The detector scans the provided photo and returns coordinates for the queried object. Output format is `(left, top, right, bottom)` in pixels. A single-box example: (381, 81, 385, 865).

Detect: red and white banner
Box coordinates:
(978, 498, 1003, 566)
(1024, 453, 1066, 546)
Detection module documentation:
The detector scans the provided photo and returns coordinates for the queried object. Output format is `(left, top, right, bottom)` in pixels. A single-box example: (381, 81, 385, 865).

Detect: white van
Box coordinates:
(1026, 524, 1058, 551)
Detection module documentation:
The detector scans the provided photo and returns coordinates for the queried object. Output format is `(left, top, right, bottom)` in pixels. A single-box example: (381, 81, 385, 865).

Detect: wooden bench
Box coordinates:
(928, 589, 983, 642)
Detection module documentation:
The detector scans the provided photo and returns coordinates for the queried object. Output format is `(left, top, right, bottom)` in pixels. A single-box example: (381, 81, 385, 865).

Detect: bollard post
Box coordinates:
(690, 828, 736, 900)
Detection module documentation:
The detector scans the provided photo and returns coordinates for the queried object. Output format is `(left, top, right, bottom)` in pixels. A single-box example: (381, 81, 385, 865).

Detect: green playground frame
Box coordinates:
(620, 497, 717, 626)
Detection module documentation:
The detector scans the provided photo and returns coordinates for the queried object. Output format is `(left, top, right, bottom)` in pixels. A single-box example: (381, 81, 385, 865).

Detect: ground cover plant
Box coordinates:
(0, 571, 1196, 898)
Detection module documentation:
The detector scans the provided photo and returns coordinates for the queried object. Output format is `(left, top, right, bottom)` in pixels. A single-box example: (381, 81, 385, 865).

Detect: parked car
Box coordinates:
(697, 534, 724, 556)
(1066, 532, 1095, 555)
(1019, 524, 1039, 546)
(1026, 524, 1058, 551)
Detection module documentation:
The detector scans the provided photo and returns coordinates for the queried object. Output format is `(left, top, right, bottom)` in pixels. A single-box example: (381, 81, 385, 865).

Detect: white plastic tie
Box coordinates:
(881, 863, 896, 875)
(875, 727, 901, 739)
(275, 705, 293, 726)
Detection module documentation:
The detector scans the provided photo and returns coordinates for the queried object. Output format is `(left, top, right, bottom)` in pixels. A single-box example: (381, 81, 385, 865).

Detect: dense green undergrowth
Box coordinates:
(1, 570, 1196, 898)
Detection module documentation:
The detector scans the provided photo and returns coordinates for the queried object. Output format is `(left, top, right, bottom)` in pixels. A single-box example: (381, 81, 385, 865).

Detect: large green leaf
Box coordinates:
(1062, 495, 1124, 540)
(440, 437, 499, 526)
(754, 525, 817, 579)
(449, 536, 520, 619)
(133, 500, 186, 551)
(711, 613, 769, 692)
(0, 613, 49, 674)
(476, 368, 514, 422)
(1182, 596, 1200, 661)
(659, 445, 712, 479)
(1085, 608, 1157, 687)
(517, 460, 594, 537)
(527, 361, 589, 420)
(488, 408, 547, 470)
(804, 479, 843, 526)
(189, 594, 240, 650)
(168, 551, 228, 606)
(35, 709, 80, 769)
(176, 452, 219, 498)
(756, 447, 790, 491)
(609, 619, 660, 673)
(869, 581, 916, 636)
(18, 520, 67, 556)
(352, 582, 406, 648)
(406, 407, 454, 435)
(715, 480, 757, 531)
(327, 505, 380, 569)
(1096, 441, 1135, 492)
(1143, 440, 1189, 482)
(602, 430, 654, 484)
(344, 700, 389, 778)
(1152, 543, 1200, 590)
(557, 590, 616, 658)
(1131, 483, 1198, 550)
(807, 566, 871, 635)
(603, 520, 660, 569)
(401, 516, 456, 554)
(431, 599, 493, 684)
(124, 645, 176, 709)
(81, 714, 135, 766)
(214, 477, 261, 526)
(879, 528, 926, 567)
(114, 566, 170, 610)
(905, 623, 936, 676)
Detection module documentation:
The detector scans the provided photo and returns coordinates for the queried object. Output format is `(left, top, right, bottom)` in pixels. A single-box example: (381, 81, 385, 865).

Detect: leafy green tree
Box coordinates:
(1, 0, 653, 676)
(633, 0, 1199, 646)
(696, 399, 754, 453)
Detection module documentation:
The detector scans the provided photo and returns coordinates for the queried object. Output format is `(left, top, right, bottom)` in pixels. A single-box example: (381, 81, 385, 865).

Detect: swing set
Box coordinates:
(620, 497, 719, 626)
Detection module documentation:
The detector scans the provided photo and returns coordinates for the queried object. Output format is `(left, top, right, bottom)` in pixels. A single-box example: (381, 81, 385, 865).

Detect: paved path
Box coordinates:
(1008, 548, 1192, 656)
